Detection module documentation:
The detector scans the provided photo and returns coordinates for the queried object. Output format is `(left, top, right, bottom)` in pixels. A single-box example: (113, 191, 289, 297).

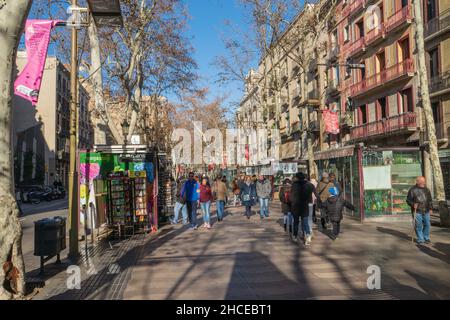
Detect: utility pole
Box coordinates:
(413, 0, 450, 227)
(68, 0, 79, 258)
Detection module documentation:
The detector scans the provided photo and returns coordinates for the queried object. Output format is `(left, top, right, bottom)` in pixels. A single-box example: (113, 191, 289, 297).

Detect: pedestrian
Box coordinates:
(316, 172, 335, 230)
(239, 176, 257, 219)
(231, 177, 241, 207)
(406, 176, 433, 244)
(171, 178, 188, 225)
(181, 172, 201, 230)
(256, 175, 272, 220)
(279, 178, 292, 233)
(321, 187, 355, 241)
(213, 176, 228, 222)
(310, 174, 318, 224)
(290, 172, 318, 246)
(200, 178, 213, 229)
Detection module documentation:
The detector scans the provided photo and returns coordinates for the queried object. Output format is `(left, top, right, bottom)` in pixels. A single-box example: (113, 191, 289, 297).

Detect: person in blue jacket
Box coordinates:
(181, 172, 201, 230)
(239, 176, 257, 219)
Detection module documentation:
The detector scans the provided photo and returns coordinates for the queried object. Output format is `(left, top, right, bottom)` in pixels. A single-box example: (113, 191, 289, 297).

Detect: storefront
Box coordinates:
(439, 149, 450, 200)
(79, 145, 160, 238)
(315, 146, 423, 222)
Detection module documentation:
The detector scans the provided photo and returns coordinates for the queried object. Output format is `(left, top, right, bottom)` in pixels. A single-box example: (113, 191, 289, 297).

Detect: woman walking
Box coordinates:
(200, 178, 213, 229)
(279, 178, 293, 233)
(231, 177, 241, 207)
(240, 176, 257, 219)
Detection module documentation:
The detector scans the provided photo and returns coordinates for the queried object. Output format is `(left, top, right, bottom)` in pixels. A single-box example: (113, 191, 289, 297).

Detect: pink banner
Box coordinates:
(323, 109, 340, 135)
(14, 20, 60, 106)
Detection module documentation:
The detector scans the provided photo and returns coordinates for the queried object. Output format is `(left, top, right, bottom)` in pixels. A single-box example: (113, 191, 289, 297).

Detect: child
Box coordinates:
(321, 187, 355, 240)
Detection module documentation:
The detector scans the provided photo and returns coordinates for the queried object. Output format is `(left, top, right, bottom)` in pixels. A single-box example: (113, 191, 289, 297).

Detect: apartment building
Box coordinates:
(13, 54, 92, 188)
(423, 0, 450, 199)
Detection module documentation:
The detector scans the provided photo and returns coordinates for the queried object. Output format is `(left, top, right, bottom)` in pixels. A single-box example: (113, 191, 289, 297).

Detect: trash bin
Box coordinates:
(34, 217, 66, 274)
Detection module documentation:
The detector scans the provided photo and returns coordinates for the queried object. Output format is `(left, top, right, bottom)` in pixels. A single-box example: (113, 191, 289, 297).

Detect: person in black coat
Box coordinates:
(239, 176, 257, 219)
(321, 187, 355, 240)
(290, 172, 319, 245)
(279, 179, 292, 232)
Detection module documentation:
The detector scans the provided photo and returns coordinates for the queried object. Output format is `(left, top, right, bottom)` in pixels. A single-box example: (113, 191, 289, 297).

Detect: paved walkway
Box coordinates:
(31, 202, 450, 300)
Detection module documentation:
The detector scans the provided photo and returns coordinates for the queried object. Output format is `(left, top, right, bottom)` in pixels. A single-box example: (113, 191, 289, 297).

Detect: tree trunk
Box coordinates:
(413, 0, 450, 227)
(87, 20, 122, 145)
(0, 0, 32, 300)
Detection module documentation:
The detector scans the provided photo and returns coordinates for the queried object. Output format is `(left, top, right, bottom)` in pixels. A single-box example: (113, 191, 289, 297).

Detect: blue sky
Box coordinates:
(184, 0, 251, 109)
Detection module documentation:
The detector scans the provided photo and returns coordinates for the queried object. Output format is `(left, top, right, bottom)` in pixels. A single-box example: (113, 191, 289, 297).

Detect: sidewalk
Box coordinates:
(30, 201, 450, 300)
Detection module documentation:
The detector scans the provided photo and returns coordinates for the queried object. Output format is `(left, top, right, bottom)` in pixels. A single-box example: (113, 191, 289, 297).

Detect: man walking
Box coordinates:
(181, 172, 201, 230)
(290, 172, 318, 246)
(171, 177, 188, 225)
(256, 175, 272, 220)
(316, 172, 334, 230)
(407, 176, 433, 244)
(213, 176, 228, 222)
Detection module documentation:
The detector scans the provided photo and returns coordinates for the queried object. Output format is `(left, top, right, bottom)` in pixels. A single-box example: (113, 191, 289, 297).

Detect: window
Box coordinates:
(378, 97, 388, 119)
(426, 0, 437, 22)
(332, 29, 339, 48)
(398, 37, 411, 62)
(356, 20, 364, 39)
(401, 0, 408, 8)
(359, 105, 368, 124)
(399, 88, 413, 113)
(428, 47, 439, 79)
(376, 51, 386, 73)
(344, 25, 350, 42)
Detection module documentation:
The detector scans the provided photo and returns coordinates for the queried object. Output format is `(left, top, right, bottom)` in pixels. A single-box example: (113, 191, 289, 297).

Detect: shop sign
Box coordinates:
(363, 166, 392, 190)
(272, 162, 298, 174)
(120, 153, 147, 162)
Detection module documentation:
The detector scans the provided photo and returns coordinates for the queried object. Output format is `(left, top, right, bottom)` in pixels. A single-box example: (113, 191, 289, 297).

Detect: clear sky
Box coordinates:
(184, 0, 251, 109)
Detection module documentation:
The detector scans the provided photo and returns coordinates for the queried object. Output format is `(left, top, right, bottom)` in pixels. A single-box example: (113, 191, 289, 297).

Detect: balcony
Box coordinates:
(349, 59, 414, 98)
(365, 23, 385, 47)
(327, 46, 340, 61)
(425, 9, 450, 41)
(340, 112, 354, 129)
(346, 37, 365, 58)
(350, 112, 418, 141)
(341, 0, 365, 19)
(385, 5, 412, 33)
(429, 72, 450, 97)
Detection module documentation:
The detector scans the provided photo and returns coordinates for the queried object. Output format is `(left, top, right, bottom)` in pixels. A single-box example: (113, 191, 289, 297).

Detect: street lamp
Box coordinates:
(122, 119, 130, 145)
(68, 0, 123, 259)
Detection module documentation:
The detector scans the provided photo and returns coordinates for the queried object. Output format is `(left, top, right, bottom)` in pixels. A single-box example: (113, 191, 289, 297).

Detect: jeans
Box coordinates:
(293, 214, 311, 238)
(200, 201, 211, 224)
(332, 221, 341, 238)
(245, 206, 252, 217)
(259, 198, 270, 217)
(415, 212, 431, 242)
(284, 212, 293, 233)
(173, 201, 188, 224)
(308, 203, 314, 234)
(217, 200, 225, 220)
(186, 201, 198, 227)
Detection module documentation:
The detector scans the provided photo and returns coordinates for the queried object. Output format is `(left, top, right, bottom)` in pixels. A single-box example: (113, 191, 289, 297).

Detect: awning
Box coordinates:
(314, 145, 355, 161)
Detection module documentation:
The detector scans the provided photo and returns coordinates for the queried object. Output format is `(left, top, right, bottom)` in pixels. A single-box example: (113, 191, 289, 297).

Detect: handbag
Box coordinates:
(242, 194, 250, 202)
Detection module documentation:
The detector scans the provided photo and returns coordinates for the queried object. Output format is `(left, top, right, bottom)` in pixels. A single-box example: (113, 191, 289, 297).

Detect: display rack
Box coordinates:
(107, 173, 134, 238)
(130, 171, 149, 234)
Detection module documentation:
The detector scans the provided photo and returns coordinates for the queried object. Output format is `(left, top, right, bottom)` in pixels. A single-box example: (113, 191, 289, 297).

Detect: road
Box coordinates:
(20, 199, 68, 274)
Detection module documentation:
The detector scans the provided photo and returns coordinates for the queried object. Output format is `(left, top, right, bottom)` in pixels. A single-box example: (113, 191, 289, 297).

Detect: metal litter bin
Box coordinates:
(34, 217, 66, 274)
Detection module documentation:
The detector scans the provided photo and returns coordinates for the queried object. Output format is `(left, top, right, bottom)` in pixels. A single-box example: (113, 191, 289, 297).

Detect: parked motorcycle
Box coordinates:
(27, 186, 53, 204)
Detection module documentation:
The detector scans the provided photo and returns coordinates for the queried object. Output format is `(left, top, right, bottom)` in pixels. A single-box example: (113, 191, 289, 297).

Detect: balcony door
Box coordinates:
(399, 88, 414, 113)
(428, 46, 440, 79)
(425, 0, 438, 23)
(398, 37, 410, 63)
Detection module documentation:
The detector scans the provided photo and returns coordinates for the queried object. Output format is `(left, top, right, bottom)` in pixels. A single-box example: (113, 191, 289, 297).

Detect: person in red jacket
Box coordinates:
(200, 178, 213, 229)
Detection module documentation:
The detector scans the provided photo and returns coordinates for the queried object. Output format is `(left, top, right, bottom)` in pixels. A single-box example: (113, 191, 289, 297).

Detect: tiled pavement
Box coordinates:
(30, 202, 450, 300)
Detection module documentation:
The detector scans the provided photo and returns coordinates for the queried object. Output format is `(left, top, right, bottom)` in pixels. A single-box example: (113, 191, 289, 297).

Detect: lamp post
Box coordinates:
(68, 0, 123, 259)
(122, 119, 130, 145)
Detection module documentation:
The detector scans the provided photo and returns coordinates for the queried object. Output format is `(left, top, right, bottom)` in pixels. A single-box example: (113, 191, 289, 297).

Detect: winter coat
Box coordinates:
(256, 179, 272, 199)
(290, 180, 318, 218)
(279, 184, 292, 214)
(181, 179, 200, 202)
(213, 180, 228, 201)
(239, 181, 257, 207)
(322, 196, 355, 222)
(316, 180, 335, 203)
(199, 185, 213, 203)
(406, 185, 433, 213)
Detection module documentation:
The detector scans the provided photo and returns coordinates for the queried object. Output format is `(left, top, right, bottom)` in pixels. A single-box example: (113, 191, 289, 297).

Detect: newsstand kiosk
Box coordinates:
(79, 145, 159, 239)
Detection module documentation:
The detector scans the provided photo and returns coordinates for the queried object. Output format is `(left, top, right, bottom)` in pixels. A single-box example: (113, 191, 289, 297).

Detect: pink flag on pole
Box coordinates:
(14, 20, 61, 106)
(323, 109, 340, 135)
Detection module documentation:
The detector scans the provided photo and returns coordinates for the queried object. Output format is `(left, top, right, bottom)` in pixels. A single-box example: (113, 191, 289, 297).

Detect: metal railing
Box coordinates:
(429, 72, 450, 94)
(385, 5, 412, 33)
(349, 59, 414, 97)
(425, 8, 450, 38)
(365, 23, 384, 46)
(341, 0, 365, 19)
(350, 112, 417, 140)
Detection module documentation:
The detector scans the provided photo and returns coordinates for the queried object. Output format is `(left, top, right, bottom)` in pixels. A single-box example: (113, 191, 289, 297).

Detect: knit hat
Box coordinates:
(329, 187, 339, 197)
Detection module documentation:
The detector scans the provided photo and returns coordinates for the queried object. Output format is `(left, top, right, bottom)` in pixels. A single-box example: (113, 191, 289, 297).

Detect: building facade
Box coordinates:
(13, 54, 92, 188)
(236, 0, 450, 221)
